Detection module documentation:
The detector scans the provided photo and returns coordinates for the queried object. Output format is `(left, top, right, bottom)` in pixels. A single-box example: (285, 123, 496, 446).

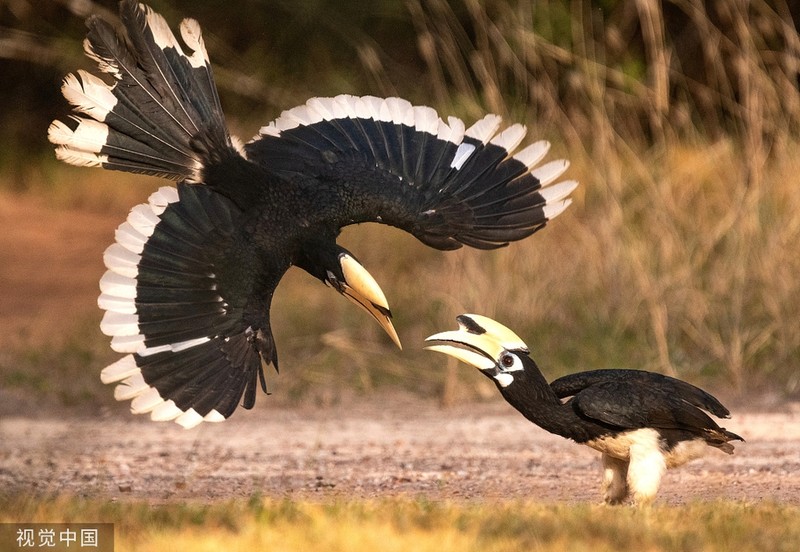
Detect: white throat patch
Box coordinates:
(494, 372, 515, 388)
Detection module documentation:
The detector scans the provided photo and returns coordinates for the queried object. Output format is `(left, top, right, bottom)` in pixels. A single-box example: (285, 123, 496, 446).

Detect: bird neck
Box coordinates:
(499, 357, 560, 409)
(498, 360, 591, 441)
(292, 235, 343, 283)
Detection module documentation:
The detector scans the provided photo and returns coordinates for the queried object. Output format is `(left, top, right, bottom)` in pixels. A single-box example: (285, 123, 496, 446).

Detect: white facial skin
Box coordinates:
(494, 351, 525, 387)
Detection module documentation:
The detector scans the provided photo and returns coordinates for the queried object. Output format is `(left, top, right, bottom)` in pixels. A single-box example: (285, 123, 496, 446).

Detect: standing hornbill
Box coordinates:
(47, 2, 577, 429)
(426, 314, 743, 504)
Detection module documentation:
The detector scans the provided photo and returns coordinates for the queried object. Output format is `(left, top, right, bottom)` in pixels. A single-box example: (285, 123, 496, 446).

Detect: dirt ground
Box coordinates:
(1, 401, 799, 505)
(1, 192, 799, 505)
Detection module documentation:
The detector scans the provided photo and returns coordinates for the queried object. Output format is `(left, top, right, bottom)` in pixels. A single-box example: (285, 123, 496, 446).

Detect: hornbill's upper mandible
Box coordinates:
(48, 1, 577, 429)
(426, 314, 743, 505)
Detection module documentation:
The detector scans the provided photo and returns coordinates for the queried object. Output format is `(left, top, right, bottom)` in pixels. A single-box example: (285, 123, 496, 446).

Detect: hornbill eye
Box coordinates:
(501, 353, 516, 368)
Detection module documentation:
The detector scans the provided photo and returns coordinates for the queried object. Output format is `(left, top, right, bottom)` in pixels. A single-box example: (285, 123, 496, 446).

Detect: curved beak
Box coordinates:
(424, 314, 528, 370)
(334, 253, 402, 349)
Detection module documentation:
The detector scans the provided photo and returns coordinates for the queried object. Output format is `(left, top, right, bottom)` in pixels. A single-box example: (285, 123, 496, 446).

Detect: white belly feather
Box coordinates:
(586, 428, 709, 468)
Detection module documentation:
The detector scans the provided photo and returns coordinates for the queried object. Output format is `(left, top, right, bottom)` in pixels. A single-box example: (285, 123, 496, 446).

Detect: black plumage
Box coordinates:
(48, 1, 577, 428)
(426, 314, 743, 505)
(551, 369, 733, 420)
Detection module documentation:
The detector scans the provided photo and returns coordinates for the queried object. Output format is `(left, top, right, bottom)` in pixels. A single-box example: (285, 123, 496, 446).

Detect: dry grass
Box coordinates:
(1, 495, 798, 552)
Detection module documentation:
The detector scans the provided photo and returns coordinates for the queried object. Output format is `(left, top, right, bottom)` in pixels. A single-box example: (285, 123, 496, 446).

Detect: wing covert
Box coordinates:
(569, 380, 723, 434)
(552, 369, 731, 418)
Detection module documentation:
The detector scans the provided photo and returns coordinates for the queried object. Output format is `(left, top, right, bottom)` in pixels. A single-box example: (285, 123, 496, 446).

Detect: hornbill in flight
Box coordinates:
(48, 2, 577, 429)
(426, 314, 743, 505)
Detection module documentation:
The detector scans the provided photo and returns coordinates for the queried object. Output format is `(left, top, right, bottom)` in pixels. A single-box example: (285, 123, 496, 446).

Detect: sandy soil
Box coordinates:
(1, 192, 799, 505)
(1, 400, 798, 505)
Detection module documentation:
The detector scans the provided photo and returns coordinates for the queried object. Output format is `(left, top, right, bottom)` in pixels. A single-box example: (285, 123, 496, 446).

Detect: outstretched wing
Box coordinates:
(245, 96, 577, 250)
(551, 369, 731, 419)
(48, 0, 232, 181)
(98, 184, 274, 429)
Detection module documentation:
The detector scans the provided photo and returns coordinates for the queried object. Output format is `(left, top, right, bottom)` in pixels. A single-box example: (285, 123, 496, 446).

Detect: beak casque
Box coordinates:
(337, 253, 402, 349)
(424, 314, 528, 368)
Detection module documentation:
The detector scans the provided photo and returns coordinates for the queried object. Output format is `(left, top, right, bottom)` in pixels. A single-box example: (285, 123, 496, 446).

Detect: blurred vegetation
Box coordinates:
(2, 0, 800, 406)
(2, 495, 800, 551)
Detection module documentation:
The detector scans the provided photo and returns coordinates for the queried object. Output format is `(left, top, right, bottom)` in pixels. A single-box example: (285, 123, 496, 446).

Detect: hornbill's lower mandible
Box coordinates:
(47, 1, 577, 428)
(426, 314, 743, 505)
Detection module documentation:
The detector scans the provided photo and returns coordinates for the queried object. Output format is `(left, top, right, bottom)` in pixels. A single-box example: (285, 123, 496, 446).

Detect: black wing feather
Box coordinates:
(552, 369, 731, 418)
(568, 379, 727, 435)
(246, 97, 575, 251)
(98, 184, 274, 426)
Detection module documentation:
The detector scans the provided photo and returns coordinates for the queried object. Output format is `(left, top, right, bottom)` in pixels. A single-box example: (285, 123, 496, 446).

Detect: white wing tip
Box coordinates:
(150, 400, 184, 422)
(204, 410, 226, 423)
(60, 70, 117, 120)
(175, 409, 205, 429)
(540, 179, 579, 204)
(130, 387, 163, 414)
(179, 18, 210, 67)
(105, 368, 229, 426)
(530, 159, 570, 186)
(112, 372, 148, 401)
(513, 140, 551, 168)
(543, 198, 573, 220)
(465, 113, 502, 144)
(489, 124, 527, 154)
(54, 147, 107, 168)
(100, 355, 140, 384)
(100, 310, 139, 337)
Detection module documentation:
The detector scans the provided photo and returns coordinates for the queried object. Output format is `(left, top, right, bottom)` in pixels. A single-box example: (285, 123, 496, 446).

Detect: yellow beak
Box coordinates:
(424, 314, 528, 368)
(336, 253, 402, 349)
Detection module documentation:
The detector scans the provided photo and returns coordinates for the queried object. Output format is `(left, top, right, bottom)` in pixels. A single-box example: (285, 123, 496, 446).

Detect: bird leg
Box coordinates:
(601, 454, 630, 504)
(627, 437, 667, 505)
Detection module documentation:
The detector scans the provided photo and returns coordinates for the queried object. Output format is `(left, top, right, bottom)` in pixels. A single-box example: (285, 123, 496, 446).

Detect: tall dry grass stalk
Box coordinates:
(382, 0, 800, 395)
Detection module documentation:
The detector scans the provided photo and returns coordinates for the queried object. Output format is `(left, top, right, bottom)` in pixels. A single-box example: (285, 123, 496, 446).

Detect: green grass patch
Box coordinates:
(0, 496, 797, 552)
(0, 314, 117, 410)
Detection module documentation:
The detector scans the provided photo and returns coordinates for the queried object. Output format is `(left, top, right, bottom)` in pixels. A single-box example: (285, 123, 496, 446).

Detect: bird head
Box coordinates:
(296, 241, 401, 349)
(425, 314, 531, 388)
